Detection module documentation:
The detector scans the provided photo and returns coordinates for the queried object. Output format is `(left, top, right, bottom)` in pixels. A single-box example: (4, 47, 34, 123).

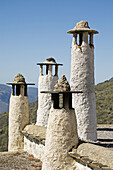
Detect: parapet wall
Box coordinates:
(22, 125, 46, 162)
(76, 143, 113, 169)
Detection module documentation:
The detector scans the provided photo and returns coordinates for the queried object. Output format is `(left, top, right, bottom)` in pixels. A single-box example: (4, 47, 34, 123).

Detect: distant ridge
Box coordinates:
(0, 84, 38, 114)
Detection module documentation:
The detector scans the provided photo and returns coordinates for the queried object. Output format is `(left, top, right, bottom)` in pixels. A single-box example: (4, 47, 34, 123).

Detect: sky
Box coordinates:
(0, 0, 113, 87)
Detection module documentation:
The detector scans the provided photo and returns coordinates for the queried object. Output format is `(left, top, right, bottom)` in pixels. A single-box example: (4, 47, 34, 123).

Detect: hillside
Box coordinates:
(0, 77, 113, 152)
(0, 85, 11, 114)
(0, 84, 38, 114)
(95, 77, 113, 124)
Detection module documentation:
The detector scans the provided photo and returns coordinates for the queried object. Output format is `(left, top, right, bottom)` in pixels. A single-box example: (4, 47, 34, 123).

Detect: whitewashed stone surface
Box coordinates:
(24, 136, 45, 162)
(8, 95, 29, 151)
(36, 75, 58, 127)
(77, 143, 113, 169)
(76, 162, 91, 170)
(42, 108, 78, 170)
(70, 34, 97, 141)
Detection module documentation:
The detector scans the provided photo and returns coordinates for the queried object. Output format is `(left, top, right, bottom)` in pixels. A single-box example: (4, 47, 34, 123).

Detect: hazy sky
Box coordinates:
(0, 0, 113, 86)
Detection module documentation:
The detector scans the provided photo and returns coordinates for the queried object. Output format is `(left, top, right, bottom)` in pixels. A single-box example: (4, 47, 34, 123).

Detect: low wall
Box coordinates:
(22, 125, 113, 169)
(77, 143, 113, 169)
(69, 142, 113, 169)
(22, 125, 46, 162)
(24, 136, 45, 162)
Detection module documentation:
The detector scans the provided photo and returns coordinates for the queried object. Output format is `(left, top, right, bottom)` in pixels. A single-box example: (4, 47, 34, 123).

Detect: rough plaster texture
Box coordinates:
(36, 75, 58, 127)
(8, 95, 29, 152)
(42, 108, 78, 170)
(24, 136, 45, 162)
(77, 143, 113, 169)
(70, 33, 97, 141)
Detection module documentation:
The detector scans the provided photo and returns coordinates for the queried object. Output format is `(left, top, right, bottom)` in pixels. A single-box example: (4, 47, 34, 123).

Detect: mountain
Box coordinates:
(0, 84, 11, 114)
(27, 87, 38, 103)
(0, 84, 38, 114)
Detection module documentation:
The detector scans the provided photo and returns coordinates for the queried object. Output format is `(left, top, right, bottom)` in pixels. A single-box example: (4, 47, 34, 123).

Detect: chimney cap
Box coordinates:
(37, 57, 63, 66)
(13, 73, 26, 84)
(54, 75, 70, 92)
(67, 21, 98, 34)
(7, 73, 35, 85)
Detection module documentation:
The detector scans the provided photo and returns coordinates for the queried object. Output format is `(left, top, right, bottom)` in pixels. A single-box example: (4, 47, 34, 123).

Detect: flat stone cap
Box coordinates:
(67, 21, 98, 34)
(13, 73, 26, 84)
(54, 75, 70, 92)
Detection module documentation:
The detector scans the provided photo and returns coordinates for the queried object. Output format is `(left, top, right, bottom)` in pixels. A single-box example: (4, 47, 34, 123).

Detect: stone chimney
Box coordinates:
(8, 73, 34, 151)
(67, 21, 99, 141)
(36, 57, 62, 127)
(42, 75, 81, 170)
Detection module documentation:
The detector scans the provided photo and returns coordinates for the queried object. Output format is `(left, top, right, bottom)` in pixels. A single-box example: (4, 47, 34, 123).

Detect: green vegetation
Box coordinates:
(95, 77, 113, 124)
(29, 101, 38, 124)
(0, 112, 8, 152)
(0, 77, 113, 152)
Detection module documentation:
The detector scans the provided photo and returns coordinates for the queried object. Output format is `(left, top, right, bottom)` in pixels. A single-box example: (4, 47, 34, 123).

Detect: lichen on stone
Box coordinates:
(54, 75, 70, 92)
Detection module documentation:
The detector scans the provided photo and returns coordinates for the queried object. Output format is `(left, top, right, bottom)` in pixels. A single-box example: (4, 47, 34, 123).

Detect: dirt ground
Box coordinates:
(0, 152, 42, 170)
